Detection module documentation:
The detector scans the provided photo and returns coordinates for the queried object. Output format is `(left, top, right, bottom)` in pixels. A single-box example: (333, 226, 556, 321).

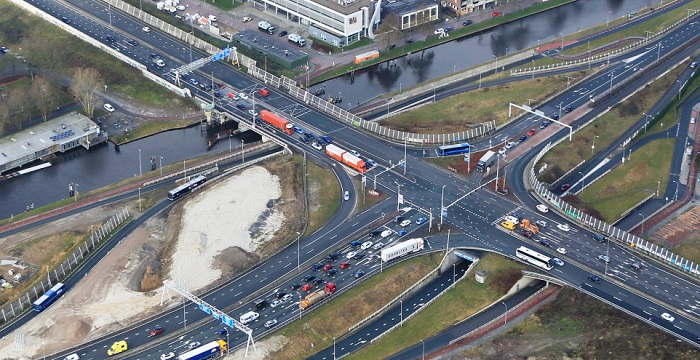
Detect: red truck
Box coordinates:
(325, 144, 367, 173)
(259, 110, 294, 135)
(299, 283, 336, 310)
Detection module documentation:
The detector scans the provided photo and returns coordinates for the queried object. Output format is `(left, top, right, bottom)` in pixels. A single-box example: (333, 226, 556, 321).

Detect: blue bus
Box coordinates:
(33, 282, 65, 312)
(437, 143, 471, 157)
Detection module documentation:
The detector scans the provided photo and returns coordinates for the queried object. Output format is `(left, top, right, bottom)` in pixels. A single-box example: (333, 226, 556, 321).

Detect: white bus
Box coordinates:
(515, 246, 553, 270)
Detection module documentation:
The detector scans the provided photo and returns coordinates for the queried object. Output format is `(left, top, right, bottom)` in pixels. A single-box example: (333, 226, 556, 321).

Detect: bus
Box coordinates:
(515, 246, 553, 271)
(33, 282, 65, 312)
(167, 175, 207, 201)
(437, 143, 471, 157)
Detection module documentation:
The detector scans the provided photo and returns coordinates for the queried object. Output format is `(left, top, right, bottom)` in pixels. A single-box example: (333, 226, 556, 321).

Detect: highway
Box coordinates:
(12, 0, 700, 358)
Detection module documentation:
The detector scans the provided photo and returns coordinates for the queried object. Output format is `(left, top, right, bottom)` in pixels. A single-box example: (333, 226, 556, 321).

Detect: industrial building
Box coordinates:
(382, 0, 439, 30)
(232, 29, 309, 69)
(0, 112, 105, 175)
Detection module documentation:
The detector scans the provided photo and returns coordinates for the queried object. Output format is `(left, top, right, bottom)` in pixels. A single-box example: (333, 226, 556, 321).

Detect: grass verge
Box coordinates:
(109, 119, 200, 144)
(305, 159, 341, 237)
(267, 253, 443, 360)
(346, 253, 526, 359)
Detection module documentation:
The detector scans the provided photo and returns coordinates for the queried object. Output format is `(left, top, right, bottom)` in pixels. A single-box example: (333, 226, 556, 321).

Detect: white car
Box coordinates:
(103, 103, 115, 112)
(536, 204, 549, 213)
(597, 255, 610, 263)
(661, 313, 674, 322)
(270, 299, 282, 308)
(552, 258, 564, 266)
(242, 16, 252, 22)
(557, 224, 570, 232)
(248, 109, 259, 117)
(372, 242, 384, 250)
(556, 247, 567, 255)
(160, 353, 175, 360)
(361, 241, 373, 250)
(176, 5, 185, 10)
(343, 190, 350, 200)
(264, 319, 278, 328)
(346, 251, 357, 259)
(281, 293, 293, 302)
(64, 355, 80, 360)
(312, 142, 323, 151)
(434, 28, 445, 35)
(400, 219, 411, 227)
(498, 147, 507, 155)
(239, 93, 249, 100)
(505, 141, 516, 149)
(187, 341, 201, 349)
(208, 15, 217, 22)
(380, 229, 393, 238)
(142, 26, 151, 32)
(503, 215, 520, 225)
(349, 149, 361, 157)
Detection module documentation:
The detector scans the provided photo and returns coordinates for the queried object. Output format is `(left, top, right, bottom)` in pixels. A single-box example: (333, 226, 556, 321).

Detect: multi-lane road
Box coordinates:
(9, 0, 700, 358)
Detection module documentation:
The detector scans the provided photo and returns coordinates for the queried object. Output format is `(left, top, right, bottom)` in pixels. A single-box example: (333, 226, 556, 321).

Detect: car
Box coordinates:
(340, 261, 350, 269)
(367, 159, 378, 167)
(372, 242, 384, 250)
(303, 275, 316, 282)
(521, 229, 534, 238)
(346, 251, 357, 259)
(203, 84, 212, 91)
(310, 263, 323, 271)
(503, 215, 520, 225)
(462, 20, 473, 26)
(302, 283, 313, 292)
(397, 230, 407, 236)
(312, 278, 325, 285)
(321, 135, 332, 143)
(597, 255, 610, 263)
(103, 104, 115, 113)
(518, 135, 527, 142)
(539, 238, 551, 247)
(400, 219, 411, 227)
(270, 299, 282, 308)
(535, 220, 548, 228)
(236, 104, 247, 110)
(368, 230, 382, 238)
(381, 229, 393, 238)
(556, 247, 567, 254)
(444, 26, 454, 32)
(142, 26, 151, 32)
(505, 141, 516, 149)
(150, 325, 164, 336)
(557, 224, 571, 232)
(630, 262, 642, 271)
(247, 109, 259, 117)
(198, 83, 207, 90)
(187, 341, 201, 349)
(0, 46, 8, 54)
(593, 233, 607, 243)
(527, 128, 537, 136)
(254, 299, 268, 310)
(299, 136, 310, 144)
(536, 204, 549, 213)
(214, 91, 223, 98)
(239, 93, 249, 100)
(105, 35, 116, 43)
(275, 292, 288, 299)
(552, 258, 564, 266)
(326, 269, 337, 277)
(661, 313, 675, 322)
(540, 120, 550, 129)
(564, 106, 573, 113)
(264, 319, 278, 328)
(351, 240, 362, 247)
(416, 217, 427, 225)
(354, 270, 365, 278)
(349, 149, 361, 157)
(498, 147, 507, 155)
(289, 283, 301, 290)
(176, 5, 186, 10)
(406, 39, 414, 44)
(394, 216, 405, 223)
(293, 126, 304, 134)
(155, 59, 165, 67)
(126, 39, 138, 46)
(323, 264, 334, 272)
(208, 15, 217, 22)
(160, 353, 175, 360)
(328, 253, 341, 261)
(588, 274, 601, 284)
(242, 16, 253, 22)
(62, 17, 71, 24)
(551, 114, 560, 120)
(180, 72, 190, 80)
(501, 221, 516, 230)
(434, 28, 445, 35)
(353, 252, 366, 260)
(560, 184, 570, 191)
(691, 62, 698, 69)
(278, 30, 288, 37)
(189, 78, 199, 86)
(492, 11, 501, 17)
(282, 293, 293, 302)
(360, 241, 373, 250)
(65, 354, 80, 360)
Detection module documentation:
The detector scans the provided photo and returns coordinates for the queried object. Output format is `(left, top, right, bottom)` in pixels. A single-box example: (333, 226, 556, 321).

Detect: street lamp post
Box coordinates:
(138, 149, 142, 177)
(639, 213, 645, 234)
(609, 71, 615, 94)
(241, 140, 245, 163)
(159, 156, 163, 176)
(421, 339, 425, 360)
(440, 185, 446, 226)
(452, 263, 456, 289)
(578, 171, 585, 191)
(502, 301, 508, 324)
(642, 113, 652, 133)
(607, 10, 612, 27)
(74, 183, 79, 202)
(493, 54, 498, 75)
(333, 337, 337, 360)
(592, 135, 599, 154)
(400, 300, 403, 327)
(560, 32, 564, 51)
(296, 232, 301, 270)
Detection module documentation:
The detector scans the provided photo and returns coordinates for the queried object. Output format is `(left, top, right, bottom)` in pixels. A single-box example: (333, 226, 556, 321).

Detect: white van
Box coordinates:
(208, 15, 217, 22)
(240, 311, 259, 325)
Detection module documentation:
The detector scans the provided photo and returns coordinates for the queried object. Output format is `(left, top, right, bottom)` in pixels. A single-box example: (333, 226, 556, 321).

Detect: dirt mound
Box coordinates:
(651, 205, 700, 246)
(214, 247, 260, 280)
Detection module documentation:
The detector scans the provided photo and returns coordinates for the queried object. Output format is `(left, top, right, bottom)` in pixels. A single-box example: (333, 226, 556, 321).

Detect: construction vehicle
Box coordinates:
(519, 219, 539, 235)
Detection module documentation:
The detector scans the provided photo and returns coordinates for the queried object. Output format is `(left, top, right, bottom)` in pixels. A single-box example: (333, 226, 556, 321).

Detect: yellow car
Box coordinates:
(501, 221, 516, 230)
(107, 340, 128, 356)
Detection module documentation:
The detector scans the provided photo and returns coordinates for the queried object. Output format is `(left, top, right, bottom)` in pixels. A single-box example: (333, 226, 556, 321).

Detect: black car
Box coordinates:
(126, 39, 138, 47)
(275, 292, 288, 299)
(204, 84, 212, 91)
(551, 114, 560, 120)
(368, 230, 382, 238)
(518, 135, 527, 142)
(353, 252, 366, 260)
(0, 47, 8, 54)
(180, 73, 190, 80)
(325, 269, 338, 277)
(150, 53, 160, 60)
(290, 283, 301, 290)
(539, 238, 551, 247)
(254, 299, 267, 310)
(354, 270, 365, 278)
(105, 35, 116, 43)
(236, 103, 247, 110)
(444, 26, 454, 32)
(278, 30, 288, 37)
(328, 252, 342, 261)
(588, 275, 602, 284)
(564, 106, 573, 113)
(521, 229, 534, 238)
(539, 121, 550, 129)
(303, 275, 316, 282)
(62, 17, 71, 24)
(310, 263, 323, 271)
(214, 91, 223, 98)
(304, 132, 316, 139)
(462, 20, 473, 26)
(312, 278, 325, 286)
(394, 216, 404, 223)
(406, 39, 414, 44)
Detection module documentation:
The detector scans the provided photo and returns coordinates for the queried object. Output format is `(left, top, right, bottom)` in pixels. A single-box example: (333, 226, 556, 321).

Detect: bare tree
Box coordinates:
(0, 102, 9, 134)
(7, 89, 28, 130)
(31, 77, 55, 122)
(70, 67, 102, 118)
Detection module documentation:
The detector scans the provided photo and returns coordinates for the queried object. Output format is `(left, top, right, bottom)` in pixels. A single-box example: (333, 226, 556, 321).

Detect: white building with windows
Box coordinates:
(253, 0, 381, 46)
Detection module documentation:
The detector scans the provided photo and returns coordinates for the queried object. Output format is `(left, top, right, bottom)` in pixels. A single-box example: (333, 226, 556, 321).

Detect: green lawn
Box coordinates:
(305, 160, 341, 236)
(578, 138, 674, 222)
(110, 119, 199, 144)
(346, 253, 526, 359)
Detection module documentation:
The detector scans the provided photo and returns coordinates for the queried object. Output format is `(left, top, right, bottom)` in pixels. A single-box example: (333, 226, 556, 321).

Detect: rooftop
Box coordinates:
(382, 0, 437, 15)
(306, 0, 374, 15)
(234, 30, 308, 62)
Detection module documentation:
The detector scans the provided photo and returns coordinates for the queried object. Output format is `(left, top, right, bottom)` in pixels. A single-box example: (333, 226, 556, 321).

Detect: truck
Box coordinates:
(300, 283, 336, 310)
(325, 144, 367, 173)
(380, 238, 424, 262)
(287, 33, 306, 47)
(176, 339, 227, 360)
(258, 21, 275, 34)
(107, 340, 128, 356)
(239, 311, 259, 325)
(259, 110, 294, 135)
(519, 219, 539, 235)
(476, 150, 496, 172)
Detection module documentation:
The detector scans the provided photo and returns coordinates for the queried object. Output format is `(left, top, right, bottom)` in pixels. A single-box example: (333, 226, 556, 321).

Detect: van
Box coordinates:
(501, 221, 516, 230)
(503, 215, 520, 225)
(240, 311, 259, 325)
(593, 233, 607, 243)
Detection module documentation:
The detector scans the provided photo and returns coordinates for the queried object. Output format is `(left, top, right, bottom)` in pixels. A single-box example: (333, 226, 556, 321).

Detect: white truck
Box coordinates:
(476, 150, 496, 172)
(287, 33, 306, 47)
(380, 238, 424, 262)
(258, 21, 275, 35)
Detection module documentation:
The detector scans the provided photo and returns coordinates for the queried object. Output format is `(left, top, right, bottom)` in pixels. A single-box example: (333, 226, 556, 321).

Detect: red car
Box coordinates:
(339, 262, 350, 269)
(560, 184, 570, 191)
(151, 325, 164, 336)
(302, 283, 313, 292)
(323, 264, 334, 272)
(527, 128, 537, 136)
(492, 11, 501, 17)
